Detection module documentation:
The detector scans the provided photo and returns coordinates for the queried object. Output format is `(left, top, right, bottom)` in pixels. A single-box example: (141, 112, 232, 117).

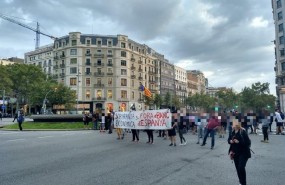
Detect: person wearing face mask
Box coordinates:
(228, 119, 251, 185)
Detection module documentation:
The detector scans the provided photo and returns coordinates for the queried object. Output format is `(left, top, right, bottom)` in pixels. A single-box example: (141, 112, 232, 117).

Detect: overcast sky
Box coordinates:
(0, 0, 276, 95)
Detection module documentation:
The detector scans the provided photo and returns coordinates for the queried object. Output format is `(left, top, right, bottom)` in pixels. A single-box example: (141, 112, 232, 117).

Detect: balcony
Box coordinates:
(60, 64, 65, 68)
(85, 72, 92, 75)
(54, 56, 59, 60)
(131, 57, 135, 62)
(85, 62, 91, 66)
(149, 80, 156, 84)
(107, 54, 113, 57)
(94, 72, 105, 76)
(85, 53, 91, 56)
(148, 71, 155, 75)
(60, 55, 65, 59)
(94, 84, 105, 88)
(53, 65, 59, 69)
(131, 66, 136, 70)
(94, 54, 104, 58)
(94, 63, 104, 67)
(60, 73, 65, 77)
(131, 75, 136, 79)
(138, 68, 143, 72)
(118, 98, 129, 102)
(107, 63, 113, 66)
(92, 97, 106, 101)
(138, 60, 143, 64)
(106, 72, 113, 76)
(138, 77, 143, 81)
(138, 98, 144, 102)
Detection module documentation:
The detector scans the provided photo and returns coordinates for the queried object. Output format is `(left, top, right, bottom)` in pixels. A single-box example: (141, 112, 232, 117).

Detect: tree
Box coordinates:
(153, 93, 162, 109)
(163, 92, 172, 108)
(0, 65, 13, 94)
(215, 89, 239, 111)
(172, 95, 181, 109)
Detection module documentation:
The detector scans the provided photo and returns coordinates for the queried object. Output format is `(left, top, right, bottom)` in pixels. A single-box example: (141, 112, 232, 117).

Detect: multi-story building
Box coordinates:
(186, 70, 206, 95)
(160, 58, 175, 100)
(25, 32, 164, 113)
(272, 0, 285, 111)
(206, 87, 228, 98)
(1, 57, 24, 65)
(174, 65, 187, 104)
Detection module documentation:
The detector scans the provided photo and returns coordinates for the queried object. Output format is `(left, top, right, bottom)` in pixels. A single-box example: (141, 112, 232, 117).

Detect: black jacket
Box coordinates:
(228, 129, 251, 159)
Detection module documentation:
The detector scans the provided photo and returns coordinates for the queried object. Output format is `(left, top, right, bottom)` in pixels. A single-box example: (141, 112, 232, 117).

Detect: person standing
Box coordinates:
(105, 113, 113, 134)
(83, 112, 90, 129)
(178, 116, 187, 146)
(0, 111, 2, 121)
(201, 114, 220, 149)
(275, 109, 284, 135)
(17, 112, 24, 131)
(169, 111, 178, 146)
(228, 120, 251, 185)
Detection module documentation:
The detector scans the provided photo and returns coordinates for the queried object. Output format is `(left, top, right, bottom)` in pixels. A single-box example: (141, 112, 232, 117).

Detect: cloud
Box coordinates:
(0, 0, 276, 95)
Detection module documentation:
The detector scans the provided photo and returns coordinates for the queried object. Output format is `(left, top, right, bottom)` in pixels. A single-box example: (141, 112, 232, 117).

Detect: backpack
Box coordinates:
(17, 115, 24, 123)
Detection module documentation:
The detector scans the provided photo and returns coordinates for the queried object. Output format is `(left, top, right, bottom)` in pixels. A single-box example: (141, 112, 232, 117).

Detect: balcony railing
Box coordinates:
(53, 65, 59, 69)
(85, 53, 91, 56)
(94, 54, 104, 58)
(106, 72, 113, 76)
(60, 55, 65, 58)
(131, 58, 135, 62)
(94, 72, 105, 76)
(138, 60, 143, 64)
(148, 71, 155, 75)
(94, 84, 105, 88)
(92, 97, 107, 101)
(60, 73, 65, 77)
(107, 54, 113, 57)
(85, 72, 92, 75)
(131, 75, 136, 79)
(54, 56, 59, 60)
(107, 63, 113, 66)
(85, 62, 91, 66)
(138, 77, 143, 81)
(60, 64, 65, 68)
(94, 63, 104, 67)
(131, 66, 136, 70)
(149, 80, 156, 84)
(138, 68, 143, 72)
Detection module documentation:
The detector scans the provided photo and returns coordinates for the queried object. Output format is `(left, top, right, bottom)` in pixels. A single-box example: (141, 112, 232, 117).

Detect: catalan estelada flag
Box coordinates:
(139, 84, 152, 98)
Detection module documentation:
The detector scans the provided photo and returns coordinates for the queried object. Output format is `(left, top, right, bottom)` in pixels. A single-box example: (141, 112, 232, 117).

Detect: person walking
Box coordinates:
(146, 129, 153, 144)
(228, 119, 251, 185)
(260, 111, 270, 143)
(17, 112, 24, 131)
(0, 111, 3, 121)
(275, 108, 284, 135)
(201, 113, 220, 149)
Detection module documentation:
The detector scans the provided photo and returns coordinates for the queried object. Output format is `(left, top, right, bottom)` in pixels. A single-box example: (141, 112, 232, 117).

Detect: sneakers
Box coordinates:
(184, 141, 187, 145)
(201, 144, 205, 146)
(179, 143, 184, 146)
(174, 143, 177, 146)
(169, 143, 173, 146)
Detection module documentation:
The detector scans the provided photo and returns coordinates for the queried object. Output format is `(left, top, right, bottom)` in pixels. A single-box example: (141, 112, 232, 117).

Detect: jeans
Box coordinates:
(202, 128, 215, 147)
(197, 127, 204, 143)
(234, 154, 249, 185)
(18, 121, 23, 131)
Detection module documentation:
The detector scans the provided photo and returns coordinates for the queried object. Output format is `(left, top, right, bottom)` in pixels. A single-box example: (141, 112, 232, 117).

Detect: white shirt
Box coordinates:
(275, 111, 283, 122)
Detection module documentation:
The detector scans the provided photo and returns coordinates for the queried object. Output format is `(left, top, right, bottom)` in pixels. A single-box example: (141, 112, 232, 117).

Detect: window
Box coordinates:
(281, 49, 285, 56)
(108, 41, 112, 47)
(121, 60, 127, 66)
(277, 0, 282, 8)
(86, 58, 90, 65)
(86, 68, 91, 74)
(108, 50, 112, 54)
(86, 78, 90, 86)
(86, 90, 90, 99)
(70, 78, 77, 85)
(282, 63, 285, 71)
(121, 42, 126, 48)
(70, 67, 77, 74)
(86, 40, 91, 45)
(108, 78, 112, 85)
(278, 12, 283, 20)
(121, 69, 127, 75)
(97, 49, 101, 53)
(97, 90, 102, 98)
(279, 23, 283, 32)
(132, 91, 135, 100)
(132, 80, 134, 87)
(108, 68, 113, 73)
(97, 40, 102, 45)
(108, 90, 112, 99)
(108, 59, 112, 65)
(97, 78, 102, 84)
(86, 49, 90, 54)
(70, 49, 77, 55)
(121, 51, 126, 57)
(70, 58, 77, 64)
(121, 90, 127, 98)
(121, 78, 127, 86)
(280, 36, 284, 44)
(71, 40, 77, 46)
(97, 59, 102, 65)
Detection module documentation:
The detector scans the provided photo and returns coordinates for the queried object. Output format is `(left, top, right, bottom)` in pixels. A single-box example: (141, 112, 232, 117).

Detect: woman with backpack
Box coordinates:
(228, 119, 251, 185)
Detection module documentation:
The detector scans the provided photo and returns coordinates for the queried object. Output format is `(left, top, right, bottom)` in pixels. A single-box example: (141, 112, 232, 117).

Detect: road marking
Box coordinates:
(38, 136, 54, 139)
(6, 139, 25, 142)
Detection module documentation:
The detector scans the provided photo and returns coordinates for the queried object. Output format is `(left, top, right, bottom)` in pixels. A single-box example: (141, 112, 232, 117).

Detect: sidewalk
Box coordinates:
(0, 117, 33, 128)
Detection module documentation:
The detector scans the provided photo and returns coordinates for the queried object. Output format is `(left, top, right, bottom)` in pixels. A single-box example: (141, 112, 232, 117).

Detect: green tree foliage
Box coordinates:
(0, 65, 13, 93)
(153, 93, 162, 109)
(215, 89, 239, 111)
(186, 93, 215, 112)
(163, 92, 172, 107)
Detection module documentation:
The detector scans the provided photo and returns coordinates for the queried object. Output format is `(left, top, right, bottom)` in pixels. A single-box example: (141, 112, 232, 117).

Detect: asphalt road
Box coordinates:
(1, 129, 285, 185)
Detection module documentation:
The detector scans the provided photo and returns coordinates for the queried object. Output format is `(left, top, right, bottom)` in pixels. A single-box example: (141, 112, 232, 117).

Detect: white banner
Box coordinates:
(114, 109, 172, 130)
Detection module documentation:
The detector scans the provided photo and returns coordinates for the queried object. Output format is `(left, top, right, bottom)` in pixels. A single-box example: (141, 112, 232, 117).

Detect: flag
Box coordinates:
(139, 84, 152, 98)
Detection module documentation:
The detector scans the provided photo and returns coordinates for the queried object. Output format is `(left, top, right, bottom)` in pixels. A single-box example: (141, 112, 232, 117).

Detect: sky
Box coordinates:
(0, 0, 276, 95)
